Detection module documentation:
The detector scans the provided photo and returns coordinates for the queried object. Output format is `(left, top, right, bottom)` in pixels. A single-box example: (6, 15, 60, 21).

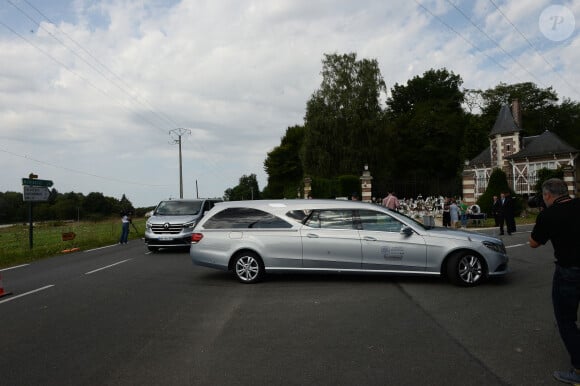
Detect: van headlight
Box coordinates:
(146, 221, 152, 230)
(182, 221, 196, 229)
(482, 241, 506, 254)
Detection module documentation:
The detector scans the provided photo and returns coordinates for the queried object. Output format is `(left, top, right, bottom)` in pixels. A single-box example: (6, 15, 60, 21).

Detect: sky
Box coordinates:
(0, 0, 578, 208)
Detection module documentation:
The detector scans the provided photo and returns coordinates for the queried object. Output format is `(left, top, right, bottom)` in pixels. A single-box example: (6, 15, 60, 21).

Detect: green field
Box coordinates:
(0, 218, 146, 269)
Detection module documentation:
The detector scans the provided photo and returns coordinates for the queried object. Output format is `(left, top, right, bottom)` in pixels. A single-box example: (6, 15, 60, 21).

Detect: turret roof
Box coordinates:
(490, 105, 521, 135)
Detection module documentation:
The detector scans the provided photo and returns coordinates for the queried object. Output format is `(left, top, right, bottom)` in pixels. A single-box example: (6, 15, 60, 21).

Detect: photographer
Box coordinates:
(529, 178, 580, 384)
(119, 211, 132, 245)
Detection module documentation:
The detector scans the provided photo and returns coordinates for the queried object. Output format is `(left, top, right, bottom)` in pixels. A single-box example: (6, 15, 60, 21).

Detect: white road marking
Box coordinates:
(0, 285, 55, 305)
(506, 243, 528, 249)
(0, 264, 30, 272)
(85, 244, 118, 252)
(84, 259, 132, 275)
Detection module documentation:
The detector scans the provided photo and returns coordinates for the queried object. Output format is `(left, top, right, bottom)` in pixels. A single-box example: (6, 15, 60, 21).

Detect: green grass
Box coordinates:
(0, 218, 146, 269)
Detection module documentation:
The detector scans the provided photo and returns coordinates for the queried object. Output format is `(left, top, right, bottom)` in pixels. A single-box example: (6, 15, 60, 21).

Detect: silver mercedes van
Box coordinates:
(145, 198, 222, 252)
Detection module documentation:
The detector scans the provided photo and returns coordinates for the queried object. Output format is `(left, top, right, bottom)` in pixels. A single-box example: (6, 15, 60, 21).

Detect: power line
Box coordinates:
(413, 0, 523, 81)
(487, 0, 580, 98)
(0, 146, 170, 187)
(20, 0, 183, 129)
(5, 0, 172, 134)
(444, 0, 547, 89)
(4, 1, 225, 176)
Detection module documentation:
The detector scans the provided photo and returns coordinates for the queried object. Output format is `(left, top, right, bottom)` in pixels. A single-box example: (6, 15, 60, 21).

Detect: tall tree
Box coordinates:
(263, 125, 305, 198)
(386, 68, 466, 181)
(83, 192, 117, 216)
(302, 53, 387, 178)
(469, 82, 559, 136)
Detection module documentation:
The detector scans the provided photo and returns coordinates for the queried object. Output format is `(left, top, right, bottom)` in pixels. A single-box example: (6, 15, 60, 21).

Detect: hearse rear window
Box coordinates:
(203, 207, 293, 229)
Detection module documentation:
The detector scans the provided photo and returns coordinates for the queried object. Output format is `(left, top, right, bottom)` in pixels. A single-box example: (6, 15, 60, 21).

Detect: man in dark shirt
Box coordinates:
(529, 178, 580, 384)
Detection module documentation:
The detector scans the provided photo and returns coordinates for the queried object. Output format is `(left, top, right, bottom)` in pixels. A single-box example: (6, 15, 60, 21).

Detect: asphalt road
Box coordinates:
(0, 224, 569, 385)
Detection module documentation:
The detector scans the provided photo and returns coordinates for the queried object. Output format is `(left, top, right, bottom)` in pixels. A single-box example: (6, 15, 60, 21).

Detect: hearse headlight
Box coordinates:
(482, 241, 506, 254)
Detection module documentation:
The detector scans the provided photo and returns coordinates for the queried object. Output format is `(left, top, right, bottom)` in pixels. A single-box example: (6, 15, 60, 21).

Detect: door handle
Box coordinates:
(306, 233, 319, 238)
(363, 236, 377, 241)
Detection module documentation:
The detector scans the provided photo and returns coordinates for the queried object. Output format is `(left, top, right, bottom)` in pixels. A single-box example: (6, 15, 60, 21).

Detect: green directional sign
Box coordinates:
(22, 178, 53, 187)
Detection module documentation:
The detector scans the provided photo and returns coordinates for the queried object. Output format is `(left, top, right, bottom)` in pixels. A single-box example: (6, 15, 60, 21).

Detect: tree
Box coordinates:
(83, 192, 117, 218)
(534, 168, 565, 193)
(549, 99, 580, 149)
(263, 125, 305, 198)
(0, 191, 26, 223)
(119, 194, 134, 214)
(224, 174, 260, 201)
(386, 68, 466, 185)
(476, 169, 520, 216)
(302, 53, 387, 179)
(52, 192, 84, 220)
(468, 82, 559, 137)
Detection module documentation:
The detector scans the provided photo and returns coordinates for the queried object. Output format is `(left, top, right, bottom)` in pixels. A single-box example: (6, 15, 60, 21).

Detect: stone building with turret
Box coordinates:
(462, 100, 579, 205)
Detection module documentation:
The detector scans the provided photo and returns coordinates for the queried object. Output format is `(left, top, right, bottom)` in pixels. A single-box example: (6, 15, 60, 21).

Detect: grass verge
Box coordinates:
(0, 218, 146, 269)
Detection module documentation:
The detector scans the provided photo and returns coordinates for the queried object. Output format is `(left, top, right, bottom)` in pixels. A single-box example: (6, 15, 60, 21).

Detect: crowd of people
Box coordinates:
(369, 191, 520, 231)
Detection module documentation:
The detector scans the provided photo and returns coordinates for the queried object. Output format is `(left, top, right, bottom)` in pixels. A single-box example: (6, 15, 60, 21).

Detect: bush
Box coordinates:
(476, 168, 522, 216)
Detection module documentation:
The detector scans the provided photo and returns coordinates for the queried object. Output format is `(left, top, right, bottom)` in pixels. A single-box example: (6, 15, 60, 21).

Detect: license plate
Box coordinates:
(159, 236, 174, 241)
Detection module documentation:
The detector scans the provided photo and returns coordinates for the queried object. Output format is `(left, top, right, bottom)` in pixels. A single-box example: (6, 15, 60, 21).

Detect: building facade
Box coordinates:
(462, 100, 579, 205)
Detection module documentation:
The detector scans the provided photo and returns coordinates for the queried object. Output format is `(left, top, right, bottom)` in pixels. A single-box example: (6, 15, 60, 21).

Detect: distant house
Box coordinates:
(462, 100, 579, 205)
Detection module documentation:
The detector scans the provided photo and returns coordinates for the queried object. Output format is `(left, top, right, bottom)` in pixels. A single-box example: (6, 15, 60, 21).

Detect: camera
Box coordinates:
(528, 194, 545, 209)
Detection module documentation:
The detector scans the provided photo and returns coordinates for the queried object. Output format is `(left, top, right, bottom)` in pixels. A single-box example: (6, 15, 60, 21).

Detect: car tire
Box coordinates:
(147, 246, 159, 253)
(233, 252, 264, 284)
(446, 251, 486, 286)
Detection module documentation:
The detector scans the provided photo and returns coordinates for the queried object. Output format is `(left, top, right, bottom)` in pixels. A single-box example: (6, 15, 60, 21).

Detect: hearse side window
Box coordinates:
(304, 210, 355, 230)
(286, 210, 311, 222)
(358, 210, 403, 232)
(203, 207, 292, 229)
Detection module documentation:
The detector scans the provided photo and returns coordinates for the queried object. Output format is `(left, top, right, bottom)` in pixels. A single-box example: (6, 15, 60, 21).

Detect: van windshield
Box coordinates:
(155, 201, 202, 215)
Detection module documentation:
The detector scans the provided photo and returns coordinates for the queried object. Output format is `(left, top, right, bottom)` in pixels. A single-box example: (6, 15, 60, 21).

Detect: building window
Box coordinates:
(529, 162, 557, 177)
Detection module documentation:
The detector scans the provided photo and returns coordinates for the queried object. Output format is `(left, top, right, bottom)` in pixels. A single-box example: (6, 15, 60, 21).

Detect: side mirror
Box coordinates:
(400, 226, 414, 237)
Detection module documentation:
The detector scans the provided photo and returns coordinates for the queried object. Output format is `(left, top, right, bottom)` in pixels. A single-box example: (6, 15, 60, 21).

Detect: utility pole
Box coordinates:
(169, 128, 191, 199)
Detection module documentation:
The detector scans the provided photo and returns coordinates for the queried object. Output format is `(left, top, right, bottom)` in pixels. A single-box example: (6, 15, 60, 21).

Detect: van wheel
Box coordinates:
(447, 251, 486, 286)
(233, 252, 264, 284)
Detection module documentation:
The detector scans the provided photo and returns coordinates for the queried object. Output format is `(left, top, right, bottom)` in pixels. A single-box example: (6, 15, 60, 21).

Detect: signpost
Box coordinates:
(22, 174, 53, 249)
(23, 186, 51, 202)
(21, 178, 53, 187)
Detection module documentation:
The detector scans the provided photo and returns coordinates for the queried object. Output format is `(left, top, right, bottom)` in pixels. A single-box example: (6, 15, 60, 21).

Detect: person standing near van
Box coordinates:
(119, 211, 131, 244)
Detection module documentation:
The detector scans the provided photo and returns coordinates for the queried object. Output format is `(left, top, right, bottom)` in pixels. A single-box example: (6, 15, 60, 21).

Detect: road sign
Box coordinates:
(23, 186, 50, 202)
(22, 178, 53, 187)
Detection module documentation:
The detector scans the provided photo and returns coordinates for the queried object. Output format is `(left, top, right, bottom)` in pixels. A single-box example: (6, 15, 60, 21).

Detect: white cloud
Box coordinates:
(0, 0, 578, 207)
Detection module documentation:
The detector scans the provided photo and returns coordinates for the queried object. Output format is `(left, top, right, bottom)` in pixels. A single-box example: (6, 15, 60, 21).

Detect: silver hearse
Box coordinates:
(190, 200, 508, 286)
